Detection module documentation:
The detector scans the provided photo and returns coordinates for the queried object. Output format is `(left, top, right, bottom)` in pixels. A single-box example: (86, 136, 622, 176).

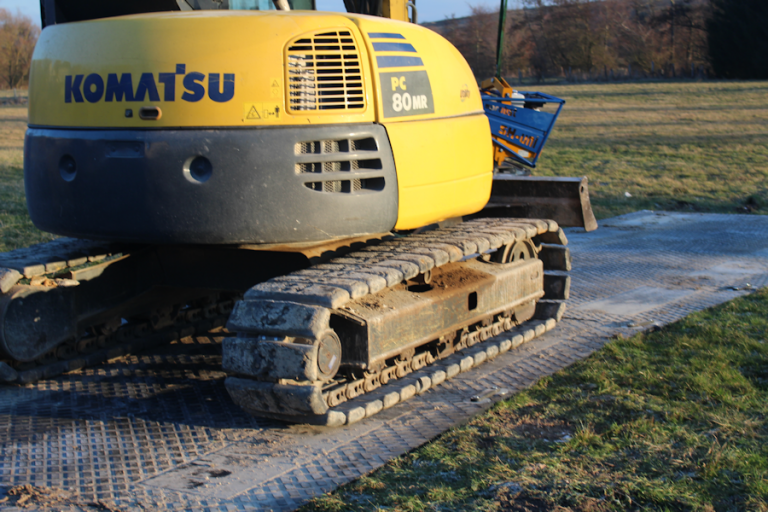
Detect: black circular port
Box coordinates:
(58, 155, 76, 182)
(183, 156, 213, 184)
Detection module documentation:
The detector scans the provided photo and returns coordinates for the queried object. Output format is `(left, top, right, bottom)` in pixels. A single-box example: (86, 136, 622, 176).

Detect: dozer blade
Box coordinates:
(479, 175, 598, 232)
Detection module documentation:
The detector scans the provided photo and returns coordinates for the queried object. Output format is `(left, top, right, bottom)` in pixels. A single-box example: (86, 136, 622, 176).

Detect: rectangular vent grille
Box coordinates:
(294, 137, 377, 157)
(304, 178, 385, 194)
(295, 136, 383, 194)
(287, 30, 365, 112)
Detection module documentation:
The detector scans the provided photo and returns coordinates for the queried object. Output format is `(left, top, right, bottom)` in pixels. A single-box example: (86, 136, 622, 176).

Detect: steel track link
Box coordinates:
(259, 315, 561, 426)
(0, 238, 246, 384)
(0, 295, 238, 384)
(0, 238, 130, 282)
(321, 302, 542, 408)
(225, 218, 570, 426)
(318, 309, 560, 425)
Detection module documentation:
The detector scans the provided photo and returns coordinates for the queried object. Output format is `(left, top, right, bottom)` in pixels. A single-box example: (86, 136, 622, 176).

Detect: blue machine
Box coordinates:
(484, 0, 565, 169)
(482, 87, 565, 169)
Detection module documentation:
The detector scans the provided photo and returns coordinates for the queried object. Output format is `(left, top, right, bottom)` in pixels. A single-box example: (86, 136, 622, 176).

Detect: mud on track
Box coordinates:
(1, 211, 768, 512)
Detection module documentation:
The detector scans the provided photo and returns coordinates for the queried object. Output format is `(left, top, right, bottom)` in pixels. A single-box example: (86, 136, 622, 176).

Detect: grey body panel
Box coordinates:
(24, 124, 398, 244)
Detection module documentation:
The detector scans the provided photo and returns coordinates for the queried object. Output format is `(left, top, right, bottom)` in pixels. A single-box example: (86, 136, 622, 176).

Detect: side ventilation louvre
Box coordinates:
(286, 30, 365, 112)
(295, 136, 384, 194)
(304, 178, 385, 193)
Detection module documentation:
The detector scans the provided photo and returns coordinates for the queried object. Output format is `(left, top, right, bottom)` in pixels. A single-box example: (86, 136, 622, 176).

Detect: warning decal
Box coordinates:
(243, 102, 281, 123)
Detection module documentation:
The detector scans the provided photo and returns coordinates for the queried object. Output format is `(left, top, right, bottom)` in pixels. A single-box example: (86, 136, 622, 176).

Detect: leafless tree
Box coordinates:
(649, 0, 708, 74)
(433, 0, 710, 81)
(0, 9, 40, 89)
(438, 6, 500, 79)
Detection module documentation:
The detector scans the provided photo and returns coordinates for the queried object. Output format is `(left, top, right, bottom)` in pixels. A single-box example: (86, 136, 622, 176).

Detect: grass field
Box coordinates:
(305, 289, 768, 511)
(532, 81, 768, 219)
(1, 81, 767, 510)
(0, 106, 56, 252)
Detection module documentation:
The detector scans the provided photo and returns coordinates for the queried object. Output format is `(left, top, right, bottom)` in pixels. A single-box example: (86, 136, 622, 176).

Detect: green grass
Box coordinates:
(0, 106, 56, 251)
(532, 81, 768, 219)
(304, 288, 768, 511)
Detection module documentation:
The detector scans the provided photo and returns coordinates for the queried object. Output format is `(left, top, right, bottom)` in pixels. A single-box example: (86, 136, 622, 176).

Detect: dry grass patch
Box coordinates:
(533, 81, 768, 219)
(0, 105, 56, 251)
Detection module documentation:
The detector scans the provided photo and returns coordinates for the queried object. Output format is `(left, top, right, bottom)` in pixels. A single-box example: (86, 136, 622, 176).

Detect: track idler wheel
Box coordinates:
(492, 240, 537, 264)
(56, 342, 77, 360)
(316, 330, 342, 380)
(150, 305, 180, 330)
(222, 330, 342, 383)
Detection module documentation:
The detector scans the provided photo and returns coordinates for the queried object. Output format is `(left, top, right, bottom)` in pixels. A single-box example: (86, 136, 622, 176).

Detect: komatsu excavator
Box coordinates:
(0, 0, 596, 425)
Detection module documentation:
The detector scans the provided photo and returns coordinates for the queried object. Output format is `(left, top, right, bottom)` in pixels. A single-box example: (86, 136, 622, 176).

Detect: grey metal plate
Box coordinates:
(2, 211, 768, 511)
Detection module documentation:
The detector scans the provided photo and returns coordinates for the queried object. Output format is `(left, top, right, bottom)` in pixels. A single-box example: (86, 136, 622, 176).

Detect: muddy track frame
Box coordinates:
(224, 217, 571, 426)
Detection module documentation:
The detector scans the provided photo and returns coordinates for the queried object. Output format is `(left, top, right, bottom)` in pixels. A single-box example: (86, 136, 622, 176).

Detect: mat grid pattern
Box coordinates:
(1, 212, 767, 511)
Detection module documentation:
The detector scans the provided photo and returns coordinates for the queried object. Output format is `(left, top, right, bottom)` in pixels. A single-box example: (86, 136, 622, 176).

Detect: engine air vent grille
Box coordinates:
(294, 136, 383, 193)
(286, 30, 365, 112)
(294, 137, 377, 155)
(304, 178, 384, 193)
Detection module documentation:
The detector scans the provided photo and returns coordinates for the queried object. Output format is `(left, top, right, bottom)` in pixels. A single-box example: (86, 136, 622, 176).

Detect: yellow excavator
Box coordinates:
(0, 0, 595, 425)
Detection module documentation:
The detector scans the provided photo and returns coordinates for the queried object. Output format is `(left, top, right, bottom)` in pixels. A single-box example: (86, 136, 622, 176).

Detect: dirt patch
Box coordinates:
(666, 275, 710, 289)
(512, 417, 573, 443)
(668, 200, 702, 212)
(0, 484, 123, 511)
(494, 489, 566, 511)
(430, 263, 490, 290)
(351, 293, 389, 310)
(494, 487, 609, 512)
(737, 196, 762, 213)
(346, 262, 491, 313)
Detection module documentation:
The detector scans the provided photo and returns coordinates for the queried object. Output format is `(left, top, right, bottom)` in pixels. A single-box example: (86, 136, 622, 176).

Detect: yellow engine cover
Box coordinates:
(28, 11, 492, 231)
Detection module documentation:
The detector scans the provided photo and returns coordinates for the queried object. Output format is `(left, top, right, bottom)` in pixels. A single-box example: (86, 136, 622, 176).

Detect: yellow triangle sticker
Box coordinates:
(271, 79, 280, 88)
(243, 102, 280, 123)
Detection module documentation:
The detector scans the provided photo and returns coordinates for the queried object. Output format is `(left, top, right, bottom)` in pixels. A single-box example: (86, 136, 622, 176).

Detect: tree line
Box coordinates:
(427, 0, 767, 81)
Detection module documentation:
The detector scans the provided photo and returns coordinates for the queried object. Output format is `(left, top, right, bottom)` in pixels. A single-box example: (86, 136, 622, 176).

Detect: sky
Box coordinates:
(0, 0, 501, 25)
